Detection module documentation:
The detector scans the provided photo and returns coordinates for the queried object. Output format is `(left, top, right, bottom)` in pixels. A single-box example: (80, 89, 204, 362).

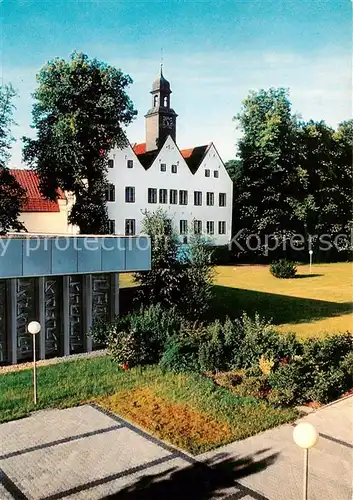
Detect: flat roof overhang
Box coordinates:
(0, 234, 151, 279)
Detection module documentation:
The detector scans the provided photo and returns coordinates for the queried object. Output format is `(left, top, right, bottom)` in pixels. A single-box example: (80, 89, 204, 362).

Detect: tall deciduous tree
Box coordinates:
(23, 52, 137, 234)
(0, 84, 26, 235)
(231, 88, 300, 257)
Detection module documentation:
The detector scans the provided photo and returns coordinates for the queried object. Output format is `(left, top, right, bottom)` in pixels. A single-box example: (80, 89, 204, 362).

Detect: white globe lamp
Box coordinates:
(28, 321, 41, 335)
(293, 423, 319, 500)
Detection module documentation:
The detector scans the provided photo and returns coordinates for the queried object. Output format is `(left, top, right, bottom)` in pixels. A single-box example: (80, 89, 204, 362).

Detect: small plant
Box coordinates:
(259, 355, 275, 375)
(270, 259, 297, 279)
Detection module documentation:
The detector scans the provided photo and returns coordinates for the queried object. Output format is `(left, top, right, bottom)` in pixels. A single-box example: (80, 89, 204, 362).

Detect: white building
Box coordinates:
(106, 66, 233, 246)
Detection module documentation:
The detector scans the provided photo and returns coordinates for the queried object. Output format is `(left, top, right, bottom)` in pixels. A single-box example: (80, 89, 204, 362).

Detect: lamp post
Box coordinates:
(28, 321, 41, 405)
(309, 250, 313, 274)
(293, 422, 319, 500)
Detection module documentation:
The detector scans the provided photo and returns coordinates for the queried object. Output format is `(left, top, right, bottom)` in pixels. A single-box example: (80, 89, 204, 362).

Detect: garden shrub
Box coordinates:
(267, 360, 311, 405)
(270, 259, 297, 279)
(232, 313, 300, 369)
(302, 333, 353, 370)
(90, 303, 181, 367)
(305, 368, 348, 404)
(231, 374, 270, 399)
(340, 351, 353, 378)
(159, 335, 200, 373)
(211, 371, 243, 389)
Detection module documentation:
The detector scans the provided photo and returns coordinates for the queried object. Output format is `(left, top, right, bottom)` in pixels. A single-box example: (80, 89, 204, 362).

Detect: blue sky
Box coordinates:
(2, 0, 351, 166)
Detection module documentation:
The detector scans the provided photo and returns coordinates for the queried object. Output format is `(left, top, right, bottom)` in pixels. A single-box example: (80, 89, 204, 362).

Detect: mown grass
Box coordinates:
(121, 263, 353, 338)
(0, 356, 297, 454)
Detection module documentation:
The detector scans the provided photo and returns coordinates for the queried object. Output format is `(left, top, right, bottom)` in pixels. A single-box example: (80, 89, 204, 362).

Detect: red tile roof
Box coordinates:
(10, 169, 65, 213)
(132, 143, 210, 172)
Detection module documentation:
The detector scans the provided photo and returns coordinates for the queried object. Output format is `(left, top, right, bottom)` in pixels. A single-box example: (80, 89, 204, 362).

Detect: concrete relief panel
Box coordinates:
(0, 281, 7, 362)
(44, 277, 62, 357)
(68, 275, 83, 354)
(16, 278, 37, 361)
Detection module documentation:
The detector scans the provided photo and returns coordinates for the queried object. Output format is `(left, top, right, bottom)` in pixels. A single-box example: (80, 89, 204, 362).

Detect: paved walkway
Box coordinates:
(0, 397, 352, 499)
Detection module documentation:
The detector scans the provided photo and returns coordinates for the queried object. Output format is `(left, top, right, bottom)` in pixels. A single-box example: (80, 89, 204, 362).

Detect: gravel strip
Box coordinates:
(0, 349, 108, 374)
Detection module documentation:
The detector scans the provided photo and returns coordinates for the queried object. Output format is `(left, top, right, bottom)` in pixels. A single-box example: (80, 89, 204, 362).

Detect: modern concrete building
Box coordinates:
(0, 234, 150, 364)
(106, 66, 233, 246)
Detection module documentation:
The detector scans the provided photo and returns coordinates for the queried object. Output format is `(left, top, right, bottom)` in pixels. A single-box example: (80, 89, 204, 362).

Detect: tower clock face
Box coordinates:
(162, 116, 173, 129)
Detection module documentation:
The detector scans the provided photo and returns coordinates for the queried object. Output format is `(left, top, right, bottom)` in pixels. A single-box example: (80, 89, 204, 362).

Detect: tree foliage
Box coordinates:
(133, 209, 214, 318)
(22, 52, 137, 234)
(0, 84, 26, 234)
(227, 88, 352, 260)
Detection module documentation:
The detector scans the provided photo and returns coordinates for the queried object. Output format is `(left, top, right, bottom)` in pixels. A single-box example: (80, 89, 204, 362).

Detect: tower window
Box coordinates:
(159, 188, 167, 204)
(160, 163, 166, 172)
(163, 96, 168, 107)
(148, 188, 157, 204)
(125, 186, 135, 203)
(171, 164, 177, 173)
(205, 169, 210, 177)
(206, 221, 215, 235)
(206, 192, 214, 206)
(170, 189, 177, 204)
(153, 95, 158, 107)
(219, 193, 227, 207)
(107, 219, 115, 234)
(194, 191, 202, 206)
(127, 159, 133, 169)
(179, 190, 188, 205)
(214, 170, 219, 178)
(108, 159, 114, 168)
(125, 219, 136, 236)
(105, 183, 115, 202)
(218, 221, 226, 235)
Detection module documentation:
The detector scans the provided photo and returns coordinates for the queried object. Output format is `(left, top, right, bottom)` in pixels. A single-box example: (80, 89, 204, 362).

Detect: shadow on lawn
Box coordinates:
(103, 449, 277, 499)
(210, 285, 352, 326)
(295, 274, 323, 279)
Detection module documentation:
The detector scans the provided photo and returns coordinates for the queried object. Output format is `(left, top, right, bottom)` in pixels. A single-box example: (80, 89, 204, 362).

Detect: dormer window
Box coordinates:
(153, 95, 158, 107)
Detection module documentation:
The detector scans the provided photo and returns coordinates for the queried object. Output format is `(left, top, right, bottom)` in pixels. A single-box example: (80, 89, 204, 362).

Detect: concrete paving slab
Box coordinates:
(201, 396, 353, 500)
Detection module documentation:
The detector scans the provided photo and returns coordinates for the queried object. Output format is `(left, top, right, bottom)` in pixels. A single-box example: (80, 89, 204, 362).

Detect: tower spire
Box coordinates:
(160, 48, 164, 75)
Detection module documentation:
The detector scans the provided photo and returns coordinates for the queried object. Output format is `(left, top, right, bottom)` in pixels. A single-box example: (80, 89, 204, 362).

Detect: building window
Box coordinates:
(180, 220, 188, 234)
(214, 170, 219, 178)
(125, 219, 136, 236)
(105, 183, 115, 202)
(206, 192, 214, 206)
(160, 163, 166, 172)
(205, 169, 210, 177)
(171, 164, 177, 173)
(159, 188, 167, 204)
(148, 188, 157, 204)
(125, 186, 135, 203)
(127, 159, 133, 169)
(194, 220, 202, 234)
(219, 193, 227, 207)
(153, 95, 158, 107)
(194, 191, 202, 206)
(108, 219, 115, 234)
(163, 96, 168, 107)
(206, 221, 214, 235)
(218, 221, 226, 234)
(108, 159, 114, 168)
(183, 236, 188, 244)
(179, 190, 188, 205)
(170, 189, 177, 204)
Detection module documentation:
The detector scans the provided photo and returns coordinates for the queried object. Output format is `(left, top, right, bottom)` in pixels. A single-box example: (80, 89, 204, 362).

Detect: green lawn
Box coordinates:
(121, 263, 353, 338)
(0, 356, 297, 454)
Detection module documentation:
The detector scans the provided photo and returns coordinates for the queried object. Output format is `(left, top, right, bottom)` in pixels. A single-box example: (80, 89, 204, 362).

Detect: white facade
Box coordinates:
(106, 68, 233, 246)
(106, 135, 233, 246)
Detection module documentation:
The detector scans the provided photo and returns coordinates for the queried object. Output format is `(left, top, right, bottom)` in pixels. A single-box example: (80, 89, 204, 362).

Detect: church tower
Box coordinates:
(145, 65, 178, 152)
